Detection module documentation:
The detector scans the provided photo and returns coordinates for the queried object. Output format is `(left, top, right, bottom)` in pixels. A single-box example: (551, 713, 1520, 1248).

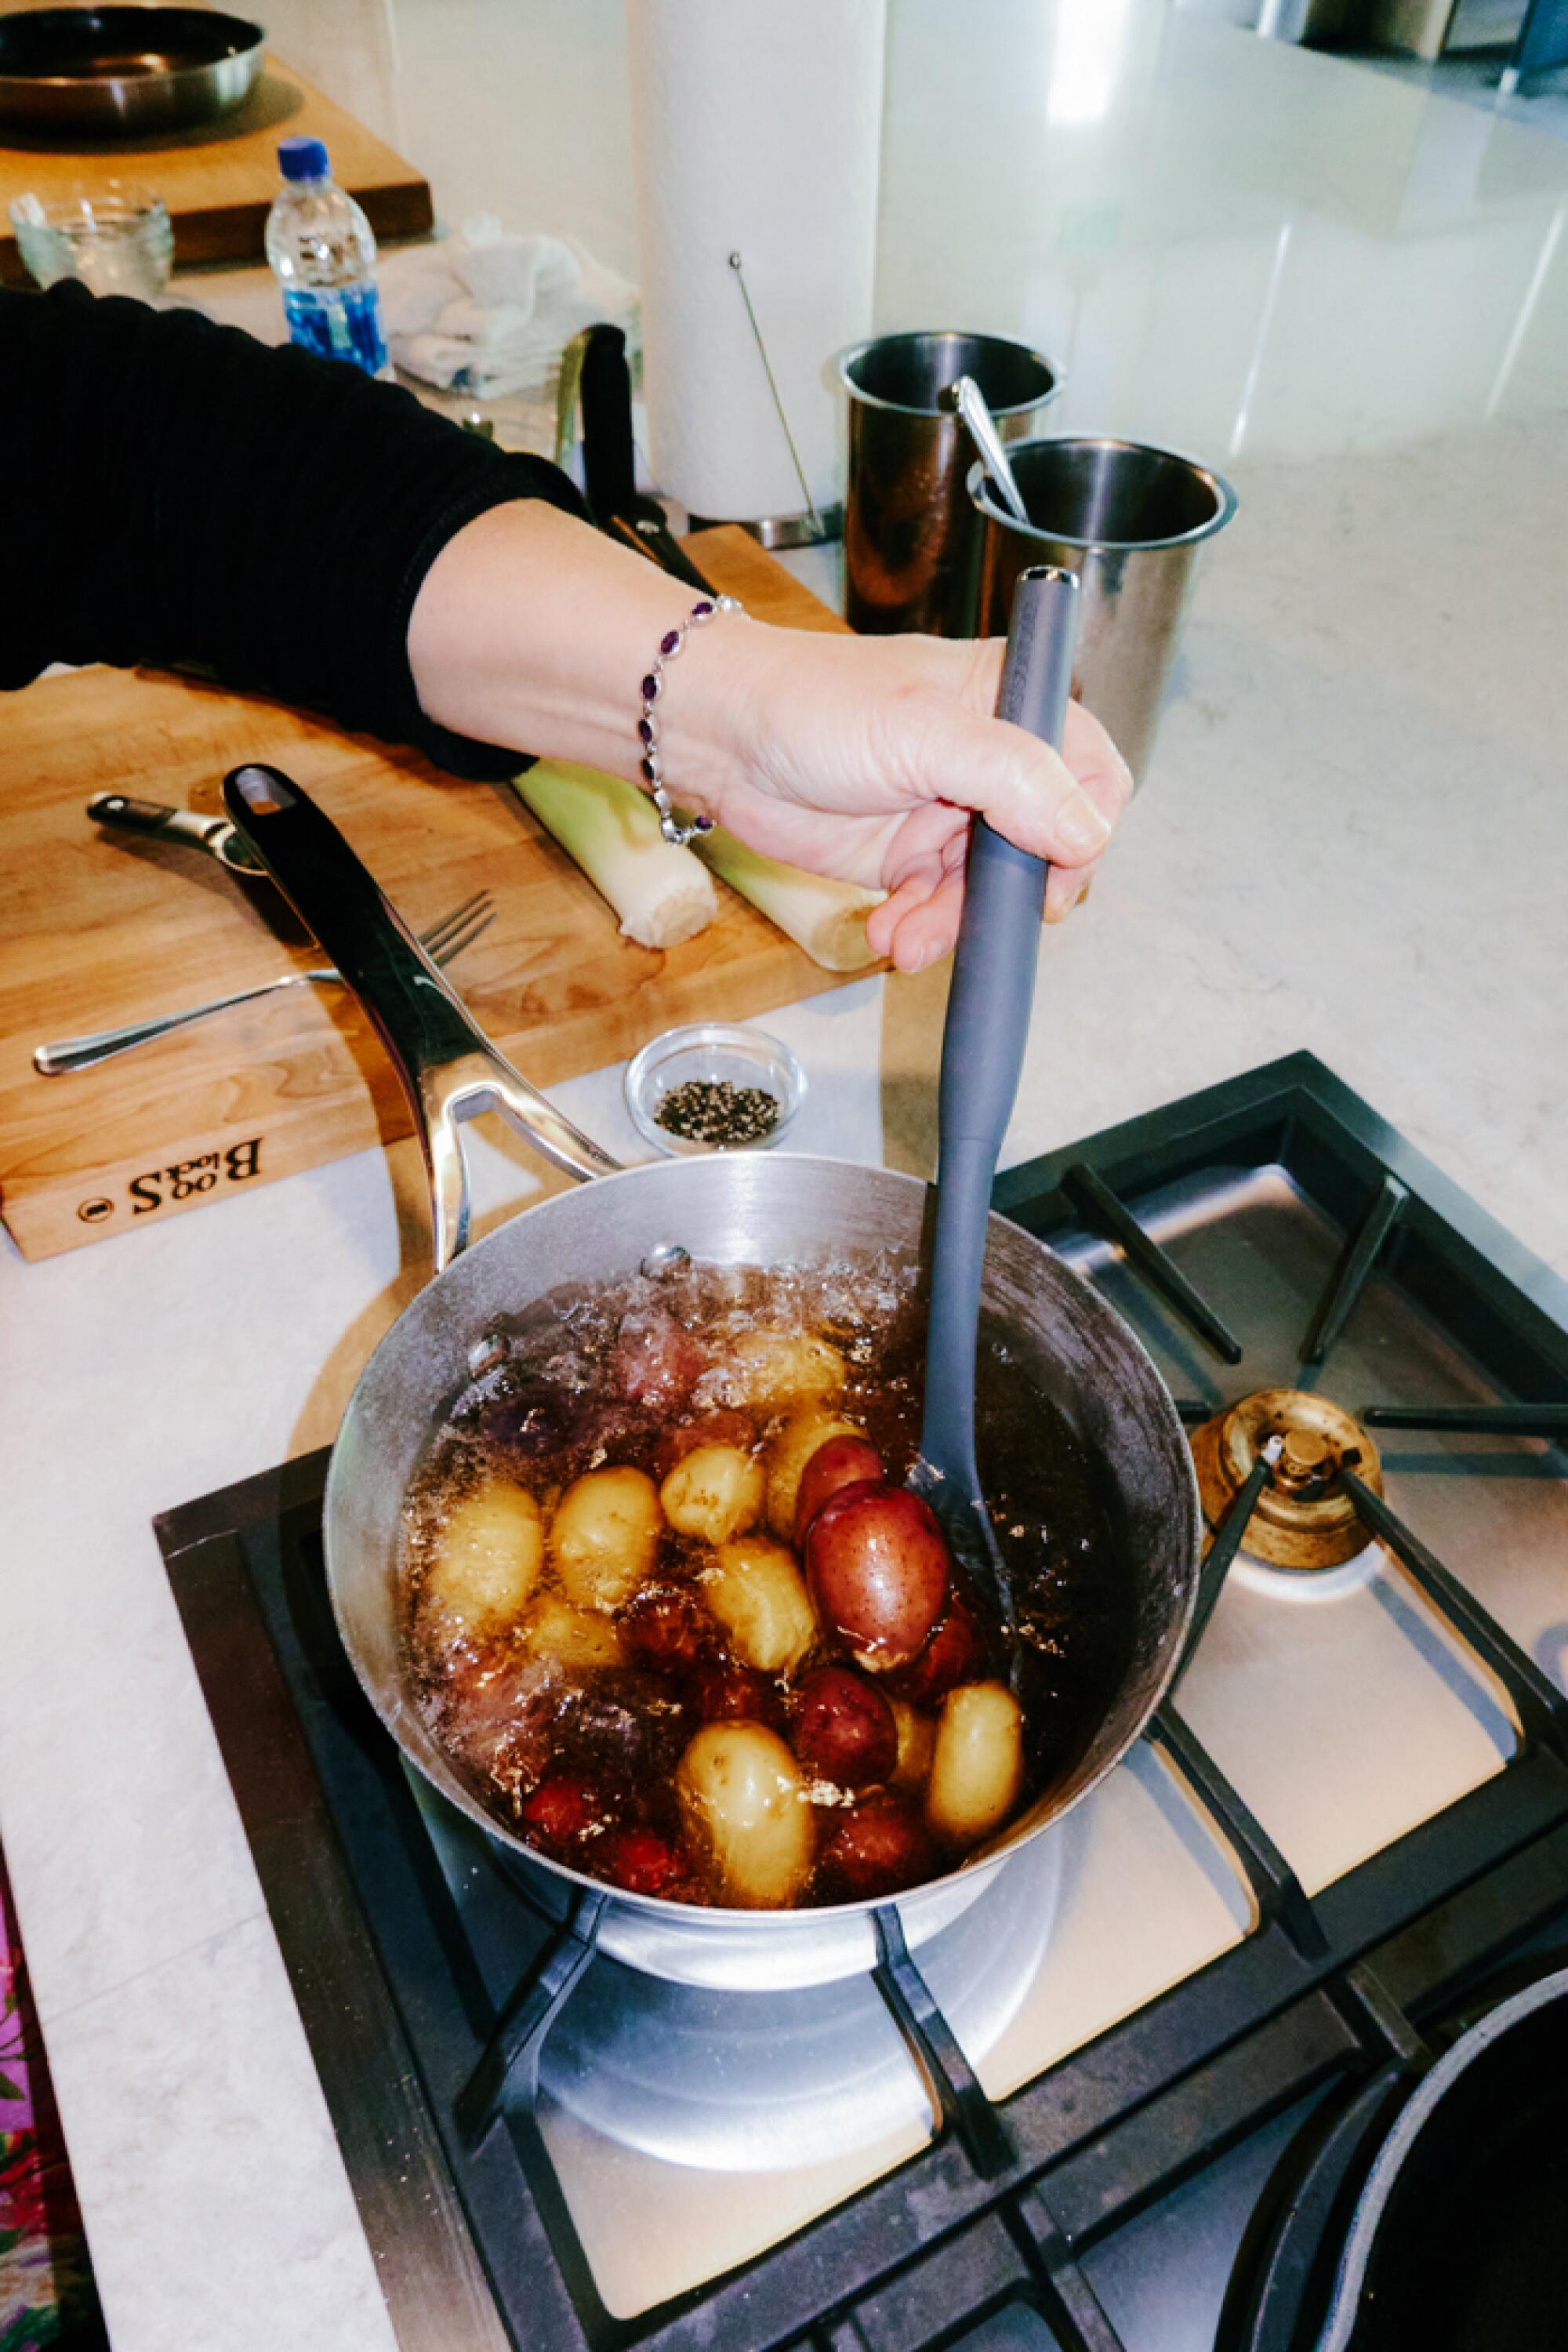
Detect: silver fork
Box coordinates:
(34, 891, 497, 1076)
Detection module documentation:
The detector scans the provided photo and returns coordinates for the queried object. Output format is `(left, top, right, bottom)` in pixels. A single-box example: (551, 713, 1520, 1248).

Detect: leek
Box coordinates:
(512, 760, 717, 949)
(692, 827, 884, 972)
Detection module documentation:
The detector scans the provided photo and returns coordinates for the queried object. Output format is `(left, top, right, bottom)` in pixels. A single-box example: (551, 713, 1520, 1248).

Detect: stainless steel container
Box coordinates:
(972, 437, 1237, 786)
(839, 330, 1060, 636)
(0, 6, 264, 138)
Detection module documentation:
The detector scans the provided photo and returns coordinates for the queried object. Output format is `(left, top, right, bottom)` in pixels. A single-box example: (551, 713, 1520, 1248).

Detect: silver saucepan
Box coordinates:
(221, 762, 1201, 1991)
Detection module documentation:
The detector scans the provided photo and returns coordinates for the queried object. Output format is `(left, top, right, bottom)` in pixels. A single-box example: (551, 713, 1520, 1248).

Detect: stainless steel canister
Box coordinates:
(971, 437, 1237, 786)
(839, 331, 1060, 635)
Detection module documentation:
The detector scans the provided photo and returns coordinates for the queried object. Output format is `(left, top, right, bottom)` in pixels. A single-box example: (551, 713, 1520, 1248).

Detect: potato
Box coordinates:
(925, 1682, 1025, 1848)
(805, 1483, 950, 1669)
(659, 1443, 764, 1545)
(821, 1797, 936, 1901)
(889, 1594, 988, 1707)
(794, 1434, 884, 1548)
(522, 1593, 626, 1672)
(676, 1722, 815, 1906)
(703, 1534, 818, 1675)
(419, 1480, 543, 1640)
(550, 1465, 662, 1610)
(888, 1697, 936, 1791)
(791, 1664, 898, 1788)
(764, 1409, 862, 1538)
(717, 1330, 847, 1415)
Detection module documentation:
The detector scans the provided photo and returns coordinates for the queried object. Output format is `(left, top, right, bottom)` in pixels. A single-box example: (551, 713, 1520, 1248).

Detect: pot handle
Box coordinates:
(221, 764, 621, 1271)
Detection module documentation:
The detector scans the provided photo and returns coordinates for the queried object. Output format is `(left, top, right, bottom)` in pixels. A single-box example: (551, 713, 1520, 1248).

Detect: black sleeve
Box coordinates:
(0, 280, 590, 779)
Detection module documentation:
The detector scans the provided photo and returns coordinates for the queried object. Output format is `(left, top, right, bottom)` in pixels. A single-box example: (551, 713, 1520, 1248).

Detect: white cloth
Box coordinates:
(379, 220, 637, 401)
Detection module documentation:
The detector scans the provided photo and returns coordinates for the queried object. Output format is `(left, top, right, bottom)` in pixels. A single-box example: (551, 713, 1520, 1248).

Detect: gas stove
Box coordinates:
(154, 1053, 1568, 2352)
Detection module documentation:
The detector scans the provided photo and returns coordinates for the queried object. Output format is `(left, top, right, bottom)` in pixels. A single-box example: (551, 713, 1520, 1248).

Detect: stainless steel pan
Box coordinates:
(0, 7, 263, 137)
(222, 760, 1202, 1991)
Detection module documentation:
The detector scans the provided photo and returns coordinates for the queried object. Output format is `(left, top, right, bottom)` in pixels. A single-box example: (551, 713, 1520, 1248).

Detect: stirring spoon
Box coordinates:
(949, 372, 1032, 528)
(910, 564, 1081, 1638)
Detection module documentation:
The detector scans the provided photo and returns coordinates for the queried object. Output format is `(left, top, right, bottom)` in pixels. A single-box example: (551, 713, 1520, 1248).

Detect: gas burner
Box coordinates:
(1190, 1389, 1384, 1570)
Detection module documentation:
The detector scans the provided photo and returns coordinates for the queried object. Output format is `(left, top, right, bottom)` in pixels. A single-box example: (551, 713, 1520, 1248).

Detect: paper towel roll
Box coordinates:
(626, 0, 885, 524)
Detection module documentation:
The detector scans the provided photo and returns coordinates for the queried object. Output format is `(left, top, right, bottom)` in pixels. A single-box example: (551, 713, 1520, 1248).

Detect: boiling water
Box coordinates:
(401, 1258, 1130, 1907)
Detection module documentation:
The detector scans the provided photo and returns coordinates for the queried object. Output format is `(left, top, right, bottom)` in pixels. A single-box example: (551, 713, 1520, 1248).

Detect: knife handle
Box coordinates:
(90, 793, 230, 857)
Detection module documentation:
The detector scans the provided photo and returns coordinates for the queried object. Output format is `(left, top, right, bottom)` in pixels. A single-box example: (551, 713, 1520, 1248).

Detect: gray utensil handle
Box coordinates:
(938, 565, 1080, 1157)
(221, 764, 619, 1270)
(922, 567, 1080, 1494)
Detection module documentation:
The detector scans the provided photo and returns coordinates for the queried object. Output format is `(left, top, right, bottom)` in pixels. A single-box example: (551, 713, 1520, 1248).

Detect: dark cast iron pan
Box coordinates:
(0, 7, 265, 137)
(1226, 1959, 1568, 2351)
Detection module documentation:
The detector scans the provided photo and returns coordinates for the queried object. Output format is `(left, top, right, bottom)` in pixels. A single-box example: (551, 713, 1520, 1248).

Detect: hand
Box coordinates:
(706, 625, 1132, 972)
(408, 503, 1133, 974)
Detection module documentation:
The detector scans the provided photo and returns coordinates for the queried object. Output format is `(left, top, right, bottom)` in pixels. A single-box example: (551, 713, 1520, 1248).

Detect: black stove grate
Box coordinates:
(156, 1052, 1568, 2352)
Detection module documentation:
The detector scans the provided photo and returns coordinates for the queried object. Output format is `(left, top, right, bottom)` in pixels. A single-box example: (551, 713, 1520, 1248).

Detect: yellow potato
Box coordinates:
(764, 1409, 862, 1538)
(888, 1697, 937, 1792)
(550, 1465, 662, 1610)
(719, 1330, 847, 1416)
(925, 1682, 1025, 1847)
(676, 1722, 816, 1906)
(703, 1534, 817, 1675)
(659, 1443, 764, 1545)
(419, 1480, 543, 1640)
(522, 1594, 625, 1672)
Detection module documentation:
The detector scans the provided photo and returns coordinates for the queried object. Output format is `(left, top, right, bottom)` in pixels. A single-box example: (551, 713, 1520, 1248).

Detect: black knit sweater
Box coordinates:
(0, 280, 587, 777)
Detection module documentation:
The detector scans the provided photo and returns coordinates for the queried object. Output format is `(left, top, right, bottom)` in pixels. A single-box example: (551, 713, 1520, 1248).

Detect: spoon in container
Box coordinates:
(949, 372, 1032, 528)
(911, 564, 1081, 1637)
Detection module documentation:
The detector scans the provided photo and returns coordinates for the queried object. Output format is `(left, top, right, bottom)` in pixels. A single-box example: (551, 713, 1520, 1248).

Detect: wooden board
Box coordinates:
(0, 56, 432, 285)
(0, 529, 862, 1261)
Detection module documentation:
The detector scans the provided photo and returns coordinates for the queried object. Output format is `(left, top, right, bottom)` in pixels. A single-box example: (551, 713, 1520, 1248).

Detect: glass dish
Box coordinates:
(9, 186, 173, 300)
(625, 1022, 806, 1157)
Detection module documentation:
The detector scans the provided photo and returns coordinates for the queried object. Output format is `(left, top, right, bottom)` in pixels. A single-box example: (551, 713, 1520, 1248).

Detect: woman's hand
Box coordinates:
(408, 502, 1132, 972)
(700, 625, 1131, 971)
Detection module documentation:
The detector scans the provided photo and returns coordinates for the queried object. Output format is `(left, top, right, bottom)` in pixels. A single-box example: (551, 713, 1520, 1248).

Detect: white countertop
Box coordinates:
(2, 5, 1567, 2346)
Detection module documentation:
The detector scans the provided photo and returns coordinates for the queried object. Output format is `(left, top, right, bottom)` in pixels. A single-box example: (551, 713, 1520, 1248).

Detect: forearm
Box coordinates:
(406, 499, 764, 810)
(0, 283, 587, 776)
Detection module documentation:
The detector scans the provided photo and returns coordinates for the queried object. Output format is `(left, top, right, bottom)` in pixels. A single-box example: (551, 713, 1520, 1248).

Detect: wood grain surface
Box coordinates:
(0, 57, 432, 285)
(0, 528, 862, 1261)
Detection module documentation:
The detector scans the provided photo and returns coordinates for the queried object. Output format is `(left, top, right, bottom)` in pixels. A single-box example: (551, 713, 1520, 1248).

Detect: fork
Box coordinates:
(34, 891, 497, 1076)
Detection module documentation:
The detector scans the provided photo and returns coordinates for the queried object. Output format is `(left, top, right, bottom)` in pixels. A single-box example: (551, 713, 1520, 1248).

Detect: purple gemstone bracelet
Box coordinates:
(638, 593, 745, 846)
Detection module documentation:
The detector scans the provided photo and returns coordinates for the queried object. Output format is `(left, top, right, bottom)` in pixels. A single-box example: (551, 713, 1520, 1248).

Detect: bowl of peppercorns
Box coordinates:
(625, 1023, 806, 1158)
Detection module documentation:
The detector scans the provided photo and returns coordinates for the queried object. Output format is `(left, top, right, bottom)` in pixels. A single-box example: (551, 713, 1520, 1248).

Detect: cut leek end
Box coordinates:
(692, 828, 884, 972)
(513, 759, 718, 951)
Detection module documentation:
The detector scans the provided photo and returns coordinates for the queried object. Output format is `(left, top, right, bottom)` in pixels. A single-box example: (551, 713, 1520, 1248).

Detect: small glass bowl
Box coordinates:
(9, 186, 173, 301)
(625, 1023, 806, 1158)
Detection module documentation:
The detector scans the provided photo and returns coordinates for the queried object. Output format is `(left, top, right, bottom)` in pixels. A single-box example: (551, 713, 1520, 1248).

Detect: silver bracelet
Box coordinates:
(638, 593, 745, 846)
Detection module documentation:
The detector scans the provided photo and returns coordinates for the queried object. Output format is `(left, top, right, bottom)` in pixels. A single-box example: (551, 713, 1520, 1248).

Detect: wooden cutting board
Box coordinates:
(0, 528, 866, 1261)
(0, 56, 432, 285)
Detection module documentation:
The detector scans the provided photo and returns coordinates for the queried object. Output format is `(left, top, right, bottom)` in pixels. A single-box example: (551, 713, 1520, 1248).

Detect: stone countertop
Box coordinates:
(2, 5, 1566, 2347)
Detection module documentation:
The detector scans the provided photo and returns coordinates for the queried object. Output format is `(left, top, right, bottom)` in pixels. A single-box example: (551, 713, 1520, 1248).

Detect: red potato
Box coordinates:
(888, 1592, 989, 1707)
(805, 1483, 951, 1671)
(622, 1584, 713, 1673)
(599, 1826, 682, 1896)
(791, 1665, 898, 1788)
(684, 1658, 786, 1731)
(793, 1435, 885, 1548)
(820, 1797, 937, 1901)
(652, 1409, 757, 1484)
(520, 1775, 604, 1847)
(608, 1308, 706, 1411)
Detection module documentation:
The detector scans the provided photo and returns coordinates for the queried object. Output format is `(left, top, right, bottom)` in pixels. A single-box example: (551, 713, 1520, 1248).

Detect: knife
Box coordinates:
(89, 791, 267, 878)
(577, 324, 717, 594)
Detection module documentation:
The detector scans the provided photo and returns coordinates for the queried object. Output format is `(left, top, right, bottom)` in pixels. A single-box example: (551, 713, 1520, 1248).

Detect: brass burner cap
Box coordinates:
(1189, 1388, 1382, 1570)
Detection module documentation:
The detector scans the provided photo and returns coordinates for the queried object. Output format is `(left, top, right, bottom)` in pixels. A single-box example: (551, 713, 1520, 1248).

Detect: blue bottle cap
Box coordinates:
(278, 136, 330, 182)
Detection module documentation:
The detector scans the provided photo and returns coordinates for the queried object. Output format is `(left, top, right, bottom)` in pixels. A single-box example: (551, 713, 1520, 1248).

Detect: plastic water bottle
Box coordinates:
(265, 135, 391, 379)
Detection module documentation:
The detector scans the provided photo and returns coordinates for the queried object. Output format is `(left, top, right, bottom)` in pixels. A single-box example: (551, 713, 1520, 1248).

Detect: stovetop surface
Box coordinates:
(155, 1053, 1568, 2352)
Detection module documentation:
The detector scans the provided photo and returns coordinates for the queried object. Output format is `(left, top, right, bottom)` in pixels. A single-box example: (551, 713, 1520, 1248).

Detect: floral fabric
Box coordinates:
(0, 1844, 103, 2352)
